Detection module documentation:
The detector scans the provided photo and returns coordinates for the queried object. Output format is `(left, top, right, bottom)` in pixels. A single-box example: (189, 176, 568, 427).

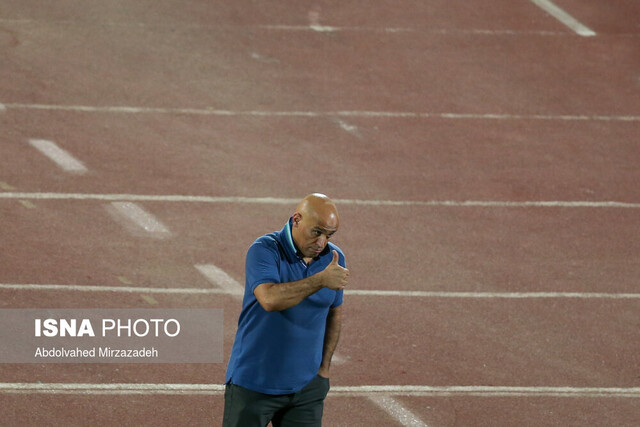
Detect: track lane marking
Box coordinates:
(28, 139, 88, 174)
(529, 0, 596, 37)
(334, 118, 363, 138)
(18, 200, 36, 209)
(307, 6, 333, 32)
(346, 290, 640, 299)
(194, 264, 244, 297)
(2, 383, 640, 397)
(368, 395, 428, 426)
(105, 202, 171, 238)
(0, 283, 230, 294)
(1, 284, 640, 299)
(5, 104, 639, 121)
(0, 192, 639, 209)
(0, 19, 575, 36)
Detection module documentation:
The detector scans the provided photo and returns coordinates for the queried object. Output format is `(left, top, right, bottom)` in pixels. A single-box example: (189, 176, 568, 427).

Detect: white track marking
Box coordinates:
(106, 202, 171, 237)
(249, 52, 280, 64)
(194, 264, 244, 297)
(307, 7, 334, 32)
(331, 353, 348, 365)
(5, 104, 639, 121)
(0, 102, 5, 112)
(334, 118, 362, 138)
(260, 25, 568, 36)
(0, 283, 230, 294)
(2, 283, 640, 300)
(0, 181, 16, 190)
(19, 200, 36, 209)
(369, 395, 427, 426)
(1, 192, 639, 209)
(0, 19, 584, 36)
(309, 25, 337, 32)
(2, 383, 640, 397)
(346, 290, 640, 299)
(529, 0, 596, 37)
(336, 385, 640, 398)
(27, 139, 88, 174)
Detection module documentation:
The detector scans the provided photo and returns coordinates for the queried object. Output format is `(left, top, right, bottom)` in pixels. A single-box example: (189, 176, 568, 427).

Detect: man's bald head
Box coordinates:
(291, 193, 339, 260)
(296, 193, 339, 227)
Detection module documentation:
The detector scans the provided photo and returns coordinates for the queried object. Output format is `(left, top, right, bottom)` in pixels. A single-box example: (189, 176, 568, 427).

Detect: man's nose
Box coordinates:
(316, 235, 327, 247)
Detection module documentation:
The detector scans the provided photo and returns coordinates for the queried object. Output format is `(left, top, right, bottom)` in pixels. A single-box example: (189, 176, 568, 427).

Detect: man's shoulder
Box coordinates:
(327, 242, 345, 256)
(249, 231, 283, 254)
(252, 231, 280, 247)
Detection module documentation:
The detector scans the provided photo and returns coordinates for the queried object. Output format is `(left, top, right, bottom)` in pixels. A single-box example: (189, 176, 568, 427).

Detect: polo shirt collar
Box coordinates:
(283, 218, 299, 260)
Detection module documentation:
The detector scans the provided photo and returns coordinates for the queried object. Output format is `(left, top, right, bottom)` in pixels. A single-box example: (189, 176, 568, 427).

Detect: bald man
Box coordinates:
(223, 194, 349, 427)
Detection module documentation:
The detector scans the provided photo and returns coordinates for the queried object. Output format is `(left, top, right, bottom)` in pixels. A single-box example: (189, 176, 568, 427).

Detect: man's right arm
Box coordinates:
(254, 250, 348, 312)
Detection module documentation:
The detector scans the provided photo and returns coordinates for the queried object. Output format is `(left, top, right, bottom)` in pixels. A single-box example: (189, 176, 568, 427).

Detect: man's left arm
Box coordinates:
(318, 305, 342, 378)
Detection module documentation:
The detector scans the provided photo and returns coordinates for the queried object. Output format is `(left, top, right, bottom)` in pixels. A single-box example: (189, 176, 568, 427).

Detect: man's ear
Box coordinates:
(292, 212, 302, 227)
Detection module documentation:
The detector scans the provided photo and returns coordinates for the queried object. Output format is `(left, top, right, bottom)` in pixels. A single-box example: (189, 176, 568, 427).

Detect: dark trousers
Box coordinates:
(222, 375, 330, 427)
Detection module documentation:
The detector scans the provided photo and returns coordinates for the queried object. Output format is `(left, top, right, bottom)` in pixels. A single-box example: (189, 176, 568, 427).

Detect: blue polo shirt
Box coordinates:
(225, 219, 345, 394)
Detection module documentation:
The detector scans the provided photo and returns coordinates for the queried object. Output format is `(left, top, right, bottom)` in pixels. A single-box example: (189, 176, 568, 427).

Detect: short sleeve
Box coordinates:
(246, 240, 281, 293)
(331, 289, 343, 308)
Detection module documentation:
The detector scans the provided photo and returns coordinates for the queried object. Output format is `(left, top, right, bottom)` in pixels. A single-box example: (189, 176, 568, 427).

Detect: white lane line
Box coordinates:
(1, 192, 639, 209)
(0, 102, 6, 112)
(260, 25, 569, 36)
(0, 383, 224, 395)
(0, 19, 583, 36)
(194, 264, 244, 297)
(2, 283, 640, 300)
(529, 0, 596, 37)
(0, 283, 230, 294)
(336, 385, 640, 398)
(369, 395, 427, 426)
(106, 202, 171, 238)
(5, 104, 639, 121)
(346, 290, 640, 299)
(2, 383, 640, 397)
(27, 139, 88, 174)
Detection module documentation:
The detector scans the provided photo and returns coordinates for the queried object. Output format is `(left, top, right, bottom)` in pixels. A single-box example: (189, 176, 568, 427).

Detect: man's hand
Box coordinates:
(321, 250, 349, 290)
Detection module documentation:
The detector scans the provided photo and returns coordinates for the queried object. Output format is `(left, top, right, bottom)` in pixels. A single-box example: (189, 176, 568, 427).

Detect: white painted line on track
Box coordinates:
(1, 192, 639, 209)
(194, 264, 244, 297)
(0, 181, 16, 190)
(346, 290, 640, 299)
(260, 25, 569, 36)
(369, 395, 427, 426)
(334, 118, 362, 138)
(0, 283, 230, 294)
(529, 0, 596, 37)
(27, 139, 88, 174)
(2, 283, 640, 300)
(331, 353, 348, 365)
(5, 103, 639, 122)
(0, 19, 586, 36)
(106, 202, 171, 238)
(335, 385, 640, 398)
(2, 383, 640, 398)
(307, 7, 334, 32)
(0, 102, 6, 112)
(0, 192, 300, 204)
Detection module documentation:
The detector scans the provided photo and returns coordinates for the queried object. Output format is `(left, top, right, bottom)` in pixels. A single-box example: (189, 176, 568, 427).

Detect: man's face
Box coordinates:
(292, 212, 339, 259)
